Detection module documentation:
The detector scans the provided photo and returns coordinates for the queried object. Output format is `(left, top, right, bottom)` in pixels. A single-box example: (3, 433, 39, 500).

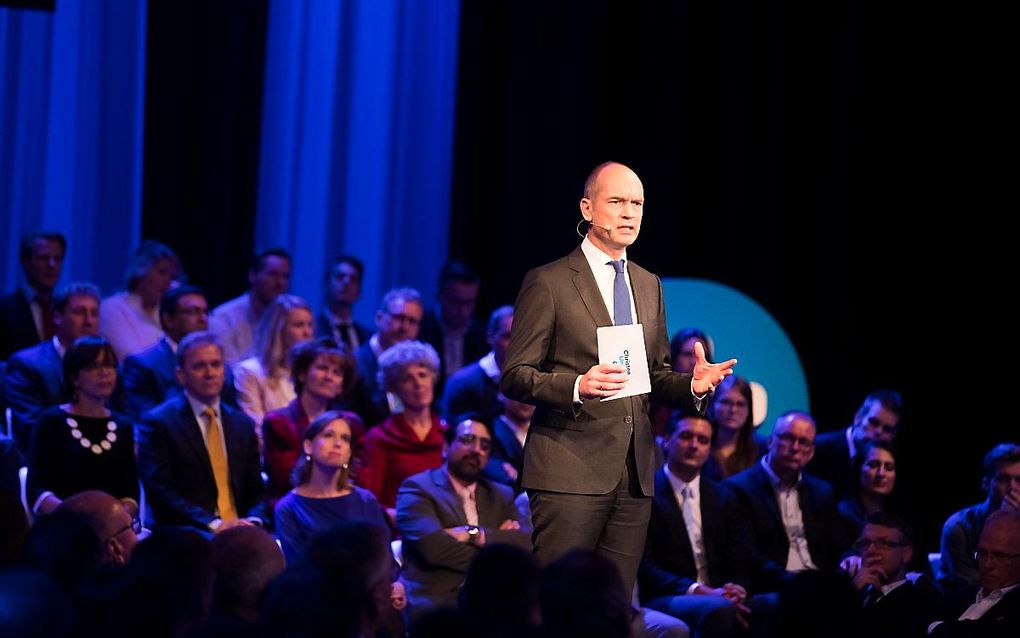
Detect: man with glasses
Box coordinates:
(851, 512, 942, 638)
(349, 287, 424, 426)
(57, 489, 141, 567)
(725, 411, 848, 593)
(809, 390, 903, 500)
(396, 418, 530, 620)
(937, 443, 1020, 607)
(929, 510, 1020, 636)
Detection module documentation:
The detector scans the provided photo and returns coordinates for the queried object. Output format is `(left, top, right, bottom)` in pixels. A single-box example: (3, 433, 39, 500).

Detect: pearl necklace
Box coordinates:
(66, 417, 119, 455)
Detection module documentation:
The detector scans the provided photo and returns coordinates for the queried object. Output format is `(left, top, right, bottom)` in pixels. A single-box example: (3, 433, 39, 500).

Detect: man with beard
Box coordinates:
(396, 418, 531, 620)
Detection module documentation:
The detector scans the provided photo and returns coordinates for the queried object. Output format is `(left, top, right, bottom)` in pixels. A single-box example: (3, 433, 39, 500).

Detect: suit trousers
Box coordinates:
(529, 445, 651, 601)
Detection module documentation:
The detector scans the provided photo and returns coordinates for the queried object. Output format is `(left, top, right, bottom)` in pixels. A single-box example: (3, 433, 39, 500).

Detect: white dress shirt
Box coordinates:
(761, 457, 818, 572)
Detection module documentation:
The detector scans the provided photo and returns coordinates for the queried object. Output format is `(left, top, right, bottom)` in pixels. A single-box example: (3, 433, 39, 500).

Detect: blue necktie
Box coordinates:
(610, 260, 633, 325)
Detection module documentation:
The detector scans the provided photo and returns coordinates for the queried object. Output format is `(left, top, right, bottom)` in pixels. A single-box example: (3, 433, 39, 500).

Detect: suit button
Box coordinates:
(624, 416, 633, 424)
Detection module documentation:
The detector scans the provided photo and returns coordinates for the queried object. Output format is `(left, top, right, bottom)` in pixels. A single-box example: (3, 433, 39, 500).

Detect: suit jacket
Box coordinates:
(501, 245, 696, 496)
(136, 394, 268, 530)
(859, 576, 943, 638)
(440, 359, 501, 424)
(482, 415, 525, 489)
(639, 468, 753, 601)
(396, 466, 531, 615)
(930, 586, 1020, 638)
(314, 309, 371, 349)
(346, 341, 390, 427)
(0, 289, 41, 361)
(808, 429, 857, 501)
(121, 337, 237, 419)
(724, 462, 848, 592)
(4, 340, 66, 451)
(418, 309, 489, 384)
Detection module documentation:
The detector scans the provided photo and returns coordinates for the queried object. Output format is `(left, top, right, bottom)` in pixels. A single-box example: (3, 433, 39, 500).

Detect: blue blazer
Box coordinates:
(4, 339, 66, 451)
(121, 337, 238, 419)
(136, 394, 268, 530)
(0, 289, 42, 361)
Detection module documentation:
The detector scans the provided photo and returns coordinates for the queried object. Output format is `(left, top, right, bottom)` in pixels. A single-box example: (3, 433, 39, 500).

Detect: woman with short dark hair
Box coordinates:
(27, 336, 138, 515)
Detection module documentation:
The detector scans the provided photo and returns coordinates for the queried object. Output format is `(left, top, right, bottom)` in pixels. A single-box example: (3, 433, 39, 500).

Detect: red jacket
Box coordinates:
(358, 413, 446, 508)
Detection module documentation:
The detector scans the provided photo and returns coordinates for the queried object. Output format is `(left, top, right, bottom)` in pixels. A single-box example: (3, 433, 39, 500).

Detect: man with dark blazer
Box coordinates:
(808, 390, 902, 501)
(725, 411, 848, 593)
(929, 510, 1020, 637)
(4, 282, 100, 451)
(482, 395, 534, 490)
(315, 255, 371, 350)
(396, 418, 530, 619)
(501, 162, 736, 599)
(640, 415, 758, 637)
(136, 331, 267, 532)
(417, 261, 489, 384)
(849, 512, 942, 638)
(121, 286, 236, 419)
(440, 305, 514, 424)
(0, 232, 66, 361)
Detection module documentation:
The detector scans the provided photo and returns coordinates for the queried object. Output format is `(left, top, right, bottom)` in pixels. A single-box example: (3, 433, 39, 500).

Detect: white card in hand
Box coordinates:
(596, 324, 652, 401)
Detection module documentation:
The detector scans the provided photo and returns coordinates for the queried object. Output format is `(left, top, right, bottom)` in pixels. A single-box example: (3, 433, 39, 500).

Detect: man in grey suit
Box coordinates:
(396, 418, 531, 619)
(501, 162, 736, 599)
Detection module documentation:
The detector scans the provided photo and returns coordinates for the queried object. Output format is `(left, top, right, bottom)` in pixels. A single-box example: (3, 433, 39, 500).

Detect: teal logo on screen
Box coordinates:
(662, 278, 808, 436)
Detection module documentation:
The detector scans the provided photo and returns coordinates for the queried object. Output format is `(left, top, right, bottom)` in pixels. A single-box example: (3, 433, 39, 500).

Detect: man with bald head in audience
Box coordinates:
(725, 411, 847, 593)
(5, 282, 101, 451)
(57, 490, 140, 568)
(929, 510, 1020, 637)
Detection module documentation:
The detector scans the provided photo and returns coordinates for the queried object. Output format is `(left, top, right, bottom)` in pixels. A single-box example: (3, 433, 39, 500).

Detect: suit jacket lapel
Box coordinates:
(431, 468, 468, 526)
(700, 479, 720, 568)
(177, 398, 216, 485)
(627, 262, 656, 329)
(752, 464, 783, 527)
(568, 246, 613, 328)
(655, 469, 694, 564)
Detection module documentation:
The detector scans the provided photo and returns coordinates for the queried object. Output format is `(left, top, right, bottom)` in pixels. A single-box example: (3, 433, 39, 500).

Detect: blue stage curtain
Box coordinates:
(0, 1, 146, 295)
(257, 0, 461, 324)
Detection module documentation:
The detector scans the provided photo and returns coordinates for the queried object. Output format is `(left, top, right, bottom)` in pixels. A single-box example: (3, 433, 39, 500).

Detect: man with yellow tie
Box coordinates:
(137, 331, 268, 531)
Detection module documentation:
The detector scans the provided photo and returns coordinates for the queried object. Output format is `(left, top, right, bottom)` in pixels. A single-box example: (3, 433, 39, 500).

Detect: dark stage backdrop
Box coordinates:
(450, 0, 1002, 549)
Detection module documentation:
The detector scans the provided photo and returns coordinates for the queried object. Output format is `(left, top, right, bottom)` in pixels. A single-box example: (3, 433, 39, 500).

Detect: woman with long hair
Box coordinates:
(702, 375, 766, 481)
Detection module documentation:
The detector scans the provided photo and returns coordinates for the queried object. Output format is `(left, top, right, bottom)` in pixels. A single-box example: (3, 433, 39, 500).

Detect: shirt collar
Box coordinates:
(164, 335, 179, 353)
(664, 464, 701, 497)
(845, 426, 857, 458)
(581, 236, 627, 272)
(446, 465, 478, 496)
(977, 583, 1020, 603)
(52, 335, 67, 359)
(184, 390, 221, 421)
(761, 455, 802, 488)
(478, 351, 500, 380)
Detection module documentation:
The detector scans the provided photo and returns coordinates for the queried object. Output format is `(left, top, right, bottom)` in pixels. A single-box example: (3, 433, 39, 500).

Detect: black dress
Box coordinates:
(26, 406, 139, 507)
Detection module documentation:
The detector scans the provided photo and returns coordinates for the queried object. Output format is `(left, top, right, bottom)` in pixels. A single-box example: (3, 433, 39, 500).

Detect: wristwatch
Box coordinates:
(465, 525, 480, 544)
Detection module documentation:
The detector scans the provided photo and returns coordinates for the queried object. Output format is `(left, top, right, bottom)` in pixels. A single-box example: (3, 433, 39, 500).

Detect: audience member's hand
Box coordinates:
(734, 606, 752, 630)
(722, 582, 747, 604)
(217, 518, 254, 533)
(443, 526, 470, 543)
(851, 556, 887, 591)
(390, 581, 407, 610)
(691, 341, 737, 395)
(579, 364, 628, 401)
(499, 519, 521, 530)
(840, 554, 862, 577)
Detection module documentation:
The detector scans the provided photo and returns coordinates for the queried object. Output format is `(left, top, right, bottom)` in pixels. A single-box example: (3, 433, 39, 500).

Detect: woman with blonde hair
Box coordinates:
(234, 294, 314, 429)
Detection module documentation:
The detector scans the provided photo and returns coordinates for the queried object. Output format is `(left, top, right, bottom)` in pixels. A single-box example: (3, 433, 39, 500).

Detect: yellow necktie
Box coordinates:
(203, 406, 237, 521)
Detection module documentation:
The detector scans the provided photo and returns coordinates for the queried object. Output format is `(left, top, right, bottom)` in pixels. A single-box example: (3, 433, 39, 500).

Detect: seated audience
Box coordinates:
(359, 340, 446, 515)
(937, 442, 1020, 604)
(418, 261, 487, 382)
(0, 231, 65, 361)
(396, 418, 529, 619)
(929, 510, 1020, 637)
(137, 331, 268, 531)
(651, 327, 713, 437)
(5, 282, 100, 451)
(838, 440, 899, 541)
(440, 305, 513, 424)
(349, 287, 425, 427)
(233, 293, 313, 428)
(57, 490, 140, 568)
(539, 550, 636, 638)
(263, 337, 359, 498)
(274, 410, 388, 565)
(99, 240, 181, 361)
(207, 526, 286, 637)
(482, 394, 534, 489)
(850, 512, 942, 638)
(809, 389, 903, 500)
(316, 255, 372, 350)
(209, 248, 292, 365)
(703, 375, 766, 481)
(122, 285, 237, 419)
(725, 411, 848, 593)
(27, 336, 138, 515)
(458, 544, 542, 638)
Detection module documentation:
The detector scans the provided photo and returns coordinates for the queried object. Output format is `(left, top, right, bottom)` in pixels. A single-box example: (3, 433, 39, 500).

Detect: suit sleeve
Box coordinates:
(500, 268, 579, 412)
(479, 485, 531, 549)
(122, 356, 160, 420)
(136, 414, 215, 528)
(638, 505, 697, 598)
(5, 354, 45, 450)
(236, 417, 270, 527)
(646, 274, 698, 412)
(396, 478, 479, 573)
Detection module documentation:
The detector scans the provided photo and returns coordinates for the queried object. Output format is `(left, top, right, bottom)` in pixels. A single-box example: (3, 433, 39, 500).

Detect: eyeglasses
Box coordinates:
(456, 433, 492, 453)
(854, 538, 909, 551)
(108, 518, 142, 541)
(775, 433, 814, 449)
(974, 549, 1020, 562)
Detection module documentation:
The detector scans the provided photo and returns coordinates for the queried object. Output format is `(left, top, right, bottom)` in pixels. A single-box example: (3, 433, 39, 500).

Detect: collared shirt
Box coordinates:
(208, 293, 257, 365)
(326, 309, 362, 349)
(446, 467, 479, 526)
(165, 336, 178, 354)
(845, 426, 857, 460)
(580, 236, 637, 325)
(664, 465, 710, 586)
(478, 350, 500, 382)
(760, 457, 817, 572)
(183, 391, 227, 460)
(880, 578, 908, 597)
(504, 416, 529, 448)
(929, 583, 1020, 634)
(52, 335, 67, 359)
